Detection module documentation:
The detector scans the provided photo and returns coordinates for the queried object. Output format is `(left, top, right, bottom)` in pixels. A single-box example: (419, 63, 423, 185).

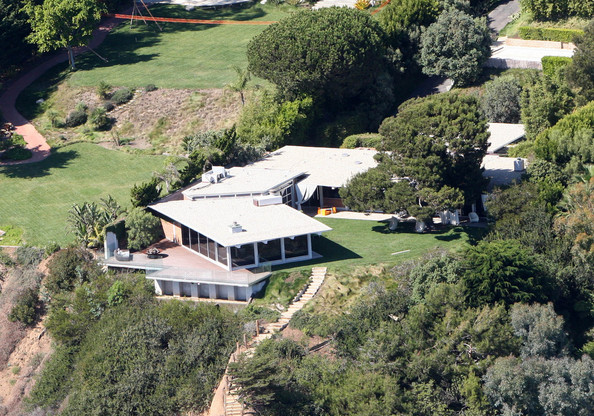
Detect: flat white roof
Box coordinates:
(150, 198, 331, 246)
(248, 145, 378, 189)
(487, 123, 526, 153)
(183, 167, 303, 199)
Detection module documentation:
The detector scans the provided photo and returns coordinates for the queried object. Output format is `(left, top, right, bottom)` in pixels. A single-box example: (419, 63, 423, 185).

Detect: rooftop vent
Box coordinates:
(229, 221, 243, 233)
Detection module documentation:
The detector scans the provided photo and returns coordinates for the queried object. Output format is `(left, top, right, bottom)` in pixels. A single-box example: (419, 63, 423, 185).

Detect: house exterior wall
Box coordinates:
(161, 219, 182, 244)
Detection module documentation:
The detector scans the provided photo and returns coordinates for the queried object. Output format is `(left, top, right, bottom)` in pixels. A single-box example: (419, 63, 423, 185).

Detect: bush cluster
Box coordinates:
(89, 107, 112, 131)
(111, 88, 133, 105)
(340, 133, 383, 149)
(518, 27, 583, 43)
(541, 56, 573, 78)
(1, 147, 32, 161)
(64, 109, 87, 127)
(8, 288, 39, 326)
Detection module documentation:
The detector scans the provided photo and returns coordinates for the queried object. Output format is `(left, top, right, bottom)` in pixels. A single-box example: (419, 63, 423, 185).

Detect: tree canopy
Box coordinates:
(25, 0, 105, 69)
(379, 92, 489, 203)
(567, 19, 594, 103)
(419, 9, 491, 85)
(247, 8, 388, 106)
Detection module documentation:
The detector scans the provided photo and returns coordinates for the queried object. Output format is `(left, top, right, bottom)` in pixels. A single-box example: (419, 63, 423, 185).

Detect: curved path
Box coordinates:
(0, 16, 123, 166)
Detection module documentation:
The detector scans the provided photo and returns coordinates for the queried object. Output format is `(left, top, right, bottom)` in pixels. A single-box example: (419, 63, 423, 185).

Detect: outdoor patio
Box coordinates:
(102, 240, 271, 287)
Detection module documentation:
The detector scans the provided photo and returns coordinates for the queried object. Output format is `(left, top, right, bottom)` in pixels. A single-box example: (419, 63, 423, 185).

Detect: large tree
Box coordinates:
(567, 19, 594, 103)
(419, 9, 491, 86)
(379, 92, 490, 203)
(246, 8, 388, 106)
(24, 0, 105, 69)
(0, 0, 37, 72)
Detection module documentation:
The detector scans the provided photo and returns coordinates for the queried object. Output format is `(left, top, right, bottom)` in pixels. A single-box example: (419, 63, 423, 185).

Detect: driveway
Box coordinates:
(488, 0, 521, 33)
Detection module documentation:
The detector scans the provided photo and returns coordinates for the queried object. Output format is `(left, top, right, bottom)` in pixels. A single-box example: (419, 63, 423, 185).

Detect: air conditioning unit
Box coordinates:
(253, 195, 282, 207)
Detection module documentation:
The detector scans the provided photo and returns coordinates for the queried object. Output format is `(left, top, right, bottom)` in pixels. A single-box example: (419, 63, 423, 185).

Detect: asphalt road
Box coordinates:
(488, 0, 521, 33)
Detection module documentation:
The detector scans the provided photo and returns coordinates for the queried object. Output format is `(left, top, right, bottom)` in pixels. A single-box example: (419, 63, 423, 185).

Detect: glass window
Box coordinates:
(284, 235, 308, 258)
(181, 225, 189, 246)
(199, 233, 208, 256)
(231, 244, 255, 268)
(207, 238, 217, 261)
(258, 239, 282, 263)
(190, 230, 199, 252)
(217, 243, 228, 267)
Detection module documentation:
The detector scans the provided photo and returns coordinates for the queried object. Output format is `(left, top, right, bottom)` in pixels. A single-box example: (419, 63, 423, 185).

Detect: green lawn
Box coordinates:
(0, 143, 165, 246)
(274, 217, 485, 274)
(67, 4, 293, 89)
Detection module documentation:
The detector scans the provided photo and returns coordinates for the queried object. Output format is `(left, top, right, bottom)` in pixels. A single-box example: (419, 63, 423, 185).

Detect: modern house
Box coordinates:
(103, 145, 378, 301)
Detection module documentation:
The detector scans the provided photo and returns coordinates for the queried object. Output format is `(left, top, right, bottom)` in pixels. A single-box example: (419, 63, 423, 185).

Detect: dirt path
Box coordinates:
(0, 15, 122, 166)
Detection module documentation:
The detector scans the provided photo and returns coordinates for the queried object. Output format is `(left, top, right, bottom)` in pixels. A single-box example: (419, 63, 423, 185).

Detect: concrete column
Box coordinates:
(172, 282, 181, 296)
(154, 280, 163, 296)
(318, 186, 324, 207)
(209, 284, 217, 299)
(228, 286, 236, 301)
(244, 286, 252, 301)
(253, 242, 259, 266)
(307, 234, 312, 259)
(226, 247, 232, 271)
(191, 283, 199, 298)
(280, 238, 286, 261)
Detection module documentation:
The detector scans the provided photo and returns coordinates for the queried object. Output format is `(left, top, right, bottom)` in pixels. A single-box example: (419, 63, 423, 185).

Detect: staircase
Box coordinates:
(218, 267, 327, 416)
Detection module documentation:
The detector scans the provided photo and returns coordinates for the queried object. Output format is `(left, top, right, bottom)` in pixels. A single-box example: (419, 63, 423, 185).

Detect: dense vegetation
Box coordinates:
(28, 255, 242, 415)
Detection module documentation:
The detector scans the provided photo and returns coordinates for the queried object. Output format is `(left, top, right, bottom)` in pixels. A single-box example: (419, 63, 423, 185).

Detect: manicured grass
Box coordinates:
(0, 143, 165, 246)
(0, 224, 24, 246)
(274, 218, 486, 274)
(67, 4, 294, 89)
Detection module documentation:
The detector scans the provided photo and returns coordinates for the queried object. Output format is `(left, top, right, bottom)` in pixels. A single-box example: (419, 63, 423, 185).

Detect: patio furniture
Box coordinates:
(147, 248, 161, 259)
(115, 249, 132, 261)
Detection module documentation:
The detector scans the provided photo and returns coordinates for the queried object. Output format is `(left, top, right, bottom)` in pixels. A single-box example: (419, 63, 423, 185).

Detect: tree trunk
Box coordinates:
(67, 46, 76, 70)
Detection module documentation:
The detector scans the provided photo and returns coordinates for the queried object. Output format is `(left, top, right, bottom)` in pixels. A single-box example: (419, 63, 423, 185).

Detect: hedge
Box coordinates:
(340, 133, 383, 149)
(518, 27, 583, 43)
(541, 56, 573, 77)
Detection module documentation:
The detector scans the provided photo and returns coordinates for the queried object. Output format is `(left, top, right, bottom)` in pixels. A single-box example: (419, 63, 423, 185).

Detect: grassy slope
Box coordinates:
(500, 10, 589, 37)
(67, 4, 293, 89)
(0, 143, 165, 246)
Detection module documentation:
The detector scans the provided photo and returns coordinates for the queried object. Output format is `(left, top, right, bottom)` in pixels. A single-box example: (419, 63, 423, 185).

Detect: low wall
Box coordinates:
(503, 37, 576, 50)
(485, 58, 542, 70)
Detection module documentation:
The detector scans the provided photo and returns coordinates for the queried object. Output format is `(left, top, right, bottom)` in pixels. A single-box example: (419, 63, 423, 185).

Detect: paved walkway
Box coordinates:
(0, 16, 122, 166)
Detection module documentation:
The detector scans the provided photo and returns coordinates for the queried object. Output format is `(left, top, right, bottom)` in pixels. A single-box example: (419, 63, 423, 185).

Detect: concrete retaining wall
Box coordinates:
(503, 37, 576, 50)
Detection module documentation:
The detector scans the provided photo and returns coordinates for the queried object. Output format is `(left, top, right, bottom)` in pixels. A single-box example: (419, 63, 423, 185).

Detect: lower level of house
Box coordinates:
(151, 278, 267, 302)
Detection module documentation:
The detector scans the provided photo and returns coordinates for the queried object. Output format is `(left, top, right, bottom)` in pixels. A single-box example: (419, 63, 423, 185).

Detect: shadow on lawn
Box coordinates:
(0, 149, 78, 179)
(272, 237, 362, 271)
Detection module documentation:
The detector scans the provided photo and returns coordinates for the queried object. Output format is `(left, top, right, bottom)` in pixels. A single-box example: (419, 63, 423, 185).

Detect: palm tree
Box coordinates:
(225, 66, 251, 106)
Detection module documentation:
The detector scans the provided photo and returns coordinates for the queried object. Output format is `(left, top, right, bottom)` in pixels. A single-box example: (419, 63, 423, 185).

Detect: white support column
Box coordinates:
(307, 234, 312, 259)
(228, 286, 236, 301)
(172, 282, 181, 296)
(280, 238, 286, 262)
(191, 283, 199, 298)
(254, 242, 259, 266)
(154, 280, 163, 296)
(226, 247, 232, 271)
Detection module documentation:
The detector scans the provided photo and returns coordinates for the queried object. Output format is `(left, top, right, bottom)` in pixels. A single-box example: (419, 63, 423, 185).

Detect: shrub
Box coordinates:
(518, 27, 583, 43)
(15, 246, 44, 267)
(482, 76, 523, 123)
(144, 84, 157, 92)
(8, 288, 39, 326)
(96, 80, 111, 99)
(10, 133, 26, 147)
(89, 107, 111, 131)
(45, 241, 61, 256)
(103, 101, 115, 112)
(111, 88, 133, 105)
(340, 133, 383, 149)
(46, 248, 98, 295)
(541, 56, 573, 78)
(130, 178, 161, 207)
(75, 102, 88, 113)
(125, 207, 163, 251)
(64, 109, 87, 127)
(1, 147, 32, 161)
